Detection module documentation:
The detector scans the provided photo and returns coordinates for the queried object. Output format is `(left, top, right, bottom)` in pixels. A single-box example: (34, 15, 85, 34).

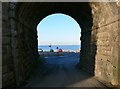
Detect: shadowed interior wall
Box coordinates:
(2, 2, 38, 88)
(2, 2, 120, 88)
(2, 3, 16, 88)
(0, 2, 2, 88)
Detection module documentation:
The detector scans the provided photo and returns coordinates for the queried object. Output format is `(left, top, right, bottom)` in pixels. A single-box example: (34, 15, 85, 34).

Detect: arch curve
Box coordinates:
(2, 2, 119, 88)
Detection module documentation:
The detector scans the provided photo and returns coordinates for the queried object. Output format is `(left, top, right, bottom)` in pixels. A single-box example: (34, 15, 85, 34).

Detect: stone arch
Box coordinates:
(15, 1, 94, 78)
(2, 2, 119, 88)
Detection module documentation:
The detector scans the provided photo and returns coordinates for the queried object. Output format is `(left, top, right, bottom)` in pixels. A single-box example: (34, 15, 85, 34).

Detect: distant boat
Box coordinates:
(49, 45, 51, 47)
(49, 44, 51, 47)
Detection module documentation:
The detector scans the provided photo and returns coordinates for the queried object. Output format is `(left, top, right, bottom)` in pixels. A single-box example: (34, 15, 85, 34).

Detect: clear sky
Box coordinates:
(37, 13, 81, 45)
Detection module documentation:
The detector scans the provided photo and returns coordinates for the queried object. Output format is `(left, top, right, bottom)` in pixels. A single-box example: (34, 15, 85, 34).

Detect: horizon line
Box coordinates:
(38, 44, 81, 46)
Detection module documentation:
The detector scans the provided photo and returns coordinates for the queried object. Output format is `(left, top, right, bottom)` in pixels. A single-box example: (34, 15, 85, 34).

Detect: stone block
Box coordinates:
(2, 21, 9, 29)
(2, 64, 14, 74)
(2, 76, 15, 88)
(2, 3, 8, 15)
(2, 45, 12, 55)
(9, 10, 16, 18)
(112, 65, 118, 85)
(0, 2, 1, 11)
(2, 54, 12, 66)
(2, 36, 11, 45)
(2, 28, 11, 36)
(2, 71, 15, 83)
(2, 4, 9, 20)
(0, 72, 1, 89)
(2, 14, 9, 21)
(9, 19, 16, 30)
(0, 15, 1, 21)
(0, 17, 1, 27)
(2, 24, 11, 36)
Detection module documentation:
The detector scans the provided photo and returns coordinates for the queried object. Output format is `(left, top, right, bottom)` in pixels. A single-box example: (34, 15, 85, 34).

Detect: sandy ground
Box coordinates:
(19, 52, 109, 88)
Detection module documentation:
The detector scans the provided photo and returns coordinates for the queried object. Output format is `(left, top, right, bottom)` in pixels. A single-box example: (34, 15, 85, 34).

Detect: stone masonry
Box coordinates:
(1, 2, 120, 88)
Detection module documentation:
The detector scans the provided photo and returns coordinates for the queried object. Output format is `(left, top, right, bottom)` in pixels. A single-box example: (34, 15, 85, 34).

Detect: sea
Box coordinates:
(38, 45, 80, 52)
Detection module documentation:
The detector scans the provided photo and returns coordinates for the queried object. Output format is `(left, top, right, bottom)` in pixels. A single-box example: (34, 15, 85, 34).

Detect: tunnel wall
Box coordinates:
(9, 2, 38, 87)
(2, 2, 38, 88)
(15, 17, 38, 86)
(2, 3, 16, 88)
(2, 2, 120, 88)
(80, 2, 119, 85)
(0, 2, 2, 88)
(118, 3, 120, 85)
(91, 2, 119, 85)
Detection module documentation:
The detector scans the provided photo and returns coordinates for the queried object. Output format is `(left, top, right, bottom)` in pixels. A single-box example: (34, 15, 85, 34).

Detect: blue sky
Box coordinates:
(37, 13, 81, 45)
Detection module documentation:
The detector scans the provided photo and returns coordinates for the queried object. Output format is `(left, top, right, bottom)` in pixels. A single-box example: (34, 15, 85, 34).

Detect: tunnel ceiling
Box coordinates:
(16, 2, 93, 30)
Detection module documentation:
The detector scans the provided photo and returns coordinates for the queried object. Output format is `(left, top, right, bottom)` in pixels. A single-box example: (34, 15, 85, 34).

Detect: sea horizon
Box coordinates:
(38, 44, 80, 46)
(38, 45, 81, 52)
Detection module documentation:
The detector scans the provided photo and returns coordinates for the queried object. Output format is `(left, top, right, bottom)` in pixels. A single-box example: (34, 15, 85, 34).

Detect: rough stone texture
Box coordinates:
(2, 2, 120, 88)
(14, 21, 38, 86)
(118, 7, 120, 85)
(2, 3, 16, 88)
(90, 2, 119, 85)
(7, 2, 38, 87)
(0, 2, 2, 89)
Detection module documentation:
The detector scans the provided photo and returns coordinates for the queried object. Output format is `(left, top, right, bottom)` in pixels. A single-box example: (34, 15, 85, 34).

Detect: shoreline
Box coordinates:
(38, 51, 80, 57)
(38, 49, 80, 53)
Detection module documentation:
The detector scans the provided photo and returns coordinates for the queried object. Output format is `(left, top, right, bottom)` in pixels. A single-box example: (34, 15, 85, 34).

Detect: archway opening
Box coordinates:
(3, 2, 119, 88)
(36, 13, 81, 67)
(37, 13, 81, 58)
(7, 2, 98, 88)
(37, 13, 81, 51)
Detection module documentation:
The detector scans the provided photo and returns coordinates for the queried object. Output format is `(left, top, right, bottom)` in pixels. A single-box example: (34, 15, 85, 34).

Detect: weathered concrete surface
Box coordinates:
(2, 2, 120, 88)
(18, 53, 108, 88)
